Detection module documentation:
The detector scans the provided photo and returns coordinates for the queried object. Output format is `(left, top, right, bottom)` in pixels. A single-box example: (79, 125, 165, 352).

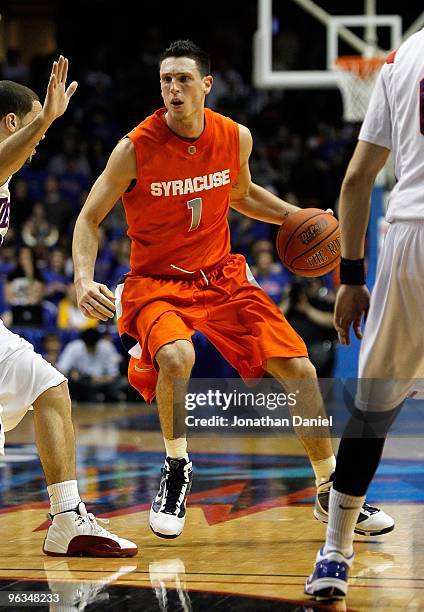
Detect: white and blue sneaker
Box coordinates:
(150, 457, 193, 538)
(305, 546, 354, 600)
(314, 474, 395, 536)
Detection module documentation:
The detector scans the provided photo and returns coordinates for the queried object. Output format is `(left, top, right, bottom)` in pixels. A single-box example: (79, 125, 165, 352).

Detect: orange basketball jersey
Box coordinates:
(122, 107, 240, 277)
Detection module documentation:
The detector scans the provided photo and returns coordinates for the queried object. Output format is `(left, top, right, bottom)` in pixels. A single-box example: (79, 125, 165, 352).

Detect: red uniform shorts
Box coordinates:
(116, 254, 307, 402)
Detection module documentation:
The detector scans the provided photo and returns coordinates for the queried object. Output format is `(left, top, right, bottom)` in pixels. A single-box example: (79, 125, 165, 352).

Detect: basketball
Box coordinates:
(276, 208, 341, 277)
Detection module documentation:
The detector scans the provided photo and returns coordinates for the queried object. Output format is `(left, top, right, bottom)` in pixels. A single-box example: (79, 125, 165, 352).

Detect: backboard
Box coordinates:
(253, 0, 422, 89)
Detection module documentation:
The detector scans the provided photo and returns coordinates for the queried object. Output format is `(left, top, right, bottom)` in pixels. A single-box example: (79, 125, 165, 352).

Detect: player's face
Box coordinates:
(18, 100, 43, 163)
(160, 57, 212, 120)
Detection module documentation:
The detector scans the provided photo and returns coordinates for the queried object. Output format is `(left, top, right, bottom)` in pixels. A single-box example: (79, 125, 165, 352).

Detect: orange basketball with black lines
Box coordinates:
(276, 208, 341, 277)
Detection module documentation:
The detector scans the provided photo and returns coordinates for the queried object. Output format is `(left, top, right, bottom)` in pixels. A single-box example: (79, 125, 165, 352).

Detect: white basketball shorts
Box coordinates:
(0, 320, 66, 454)
(356, 221, 424, 412)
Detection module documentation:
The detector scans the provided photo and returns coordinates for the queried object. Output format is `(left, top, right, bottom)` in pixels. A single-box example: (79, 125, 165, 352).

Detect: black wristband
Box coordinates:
(340, 257, 366, 285)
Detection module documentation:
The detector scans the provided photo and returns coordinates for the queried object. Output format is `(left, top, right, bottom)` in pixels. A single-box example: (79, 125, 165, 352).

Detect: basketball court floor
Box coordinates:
(0, 402, 422, 611)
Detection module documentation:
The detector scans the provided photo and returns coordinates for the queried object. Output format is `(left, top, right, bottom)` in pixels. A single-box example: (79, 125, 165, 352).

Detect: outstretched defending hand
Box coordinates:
(41, 56, 78, 124)
(334, 284, 370, 346)
(75, 279, 116, 322)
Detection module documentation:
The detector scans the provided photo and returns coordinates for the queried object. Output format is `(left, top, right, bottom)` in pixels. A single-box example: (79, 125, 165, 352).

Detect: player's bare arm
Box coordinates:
(335, 140, 390, 345)
(73, 137, 137, 321)
(230, 124, 300, 223)
(0, 56, 77, 185)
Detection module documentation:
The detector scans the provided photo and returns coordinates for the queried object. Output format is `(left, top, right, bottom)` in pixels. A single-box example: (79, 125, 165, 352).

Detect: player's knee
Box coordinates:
(156, 341, 195, 379)
(298, 359, 317, 379)
(33, 381, 71, 411)
(265, 356, 316, 380)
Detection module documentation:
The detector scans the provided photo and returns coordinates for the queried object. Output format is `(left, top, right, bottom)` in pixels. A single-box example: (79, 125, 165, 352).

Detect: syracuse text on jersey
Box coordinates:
(150, 169, 231, 197)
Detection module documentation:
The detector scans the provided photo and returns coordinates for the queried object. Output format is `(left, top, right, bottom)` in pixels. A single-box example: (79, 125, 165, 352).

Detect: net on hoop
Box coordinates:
(334, 55, 385, 123)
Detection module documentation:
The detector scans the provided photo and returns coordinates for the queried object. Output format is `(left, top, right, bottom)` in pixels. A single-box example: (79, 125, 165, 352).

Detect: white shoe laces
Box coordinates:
(49, 503, 120, 541)
(76, 513, 114, 538)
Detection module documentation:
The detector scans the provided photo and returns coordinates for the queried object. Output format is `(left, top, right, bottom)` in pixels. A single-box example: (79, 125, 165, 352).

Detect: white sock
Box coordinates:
(311, 455, 336, 485)
(47, 480, 81, 516)
(324, 488, 365, 557)
(164, 437, 189, 460)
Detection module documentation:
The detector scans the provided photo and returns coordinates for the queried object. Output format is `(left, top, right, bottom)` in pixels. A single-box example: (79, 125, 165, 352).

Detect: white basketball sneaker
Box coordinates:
(150, 457, 193, 538)
(43, 502, 137, 557)
(314, 474, 395, 536)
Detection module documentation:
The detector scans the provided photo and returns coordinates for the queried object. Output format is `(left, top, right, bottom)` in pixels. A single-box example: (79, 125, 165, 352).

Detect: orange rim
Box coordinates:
(335, 55, 384, 78)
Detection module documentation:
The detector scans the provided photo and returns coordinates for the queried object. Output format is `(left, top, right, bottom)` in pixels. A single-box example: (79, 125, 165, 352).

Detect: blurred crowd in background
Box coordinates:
(0, 23, 356, 401)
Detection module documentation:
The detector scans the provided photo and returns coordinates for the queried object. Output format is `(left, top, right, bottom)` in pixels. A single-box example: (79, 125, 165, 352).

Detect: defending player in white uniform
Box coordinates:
(306, 28, 424, 600)
(0, 58, 137, 557)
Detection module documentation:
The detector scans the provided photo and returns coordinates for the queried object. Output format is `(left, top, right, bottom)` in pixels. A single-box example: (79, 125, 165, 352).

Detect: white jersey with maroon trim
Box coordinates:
(0, 178, 11, 246)
(359, 28, 424, 222)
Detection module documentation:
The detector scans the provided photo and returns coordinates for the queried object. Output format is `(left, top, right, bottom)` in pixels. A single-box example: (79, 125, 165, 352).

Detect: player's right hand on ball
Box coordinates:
(75, 279, 116, 321)
(41, 55, 78, 124)
(334, 284, 370, 345)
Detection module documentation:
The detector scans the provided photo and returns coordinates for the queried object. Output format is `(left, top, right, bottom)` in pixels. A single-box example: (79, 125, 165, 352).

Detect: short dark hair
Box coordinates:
(0, 80, 39, 120)
(159, 40, 211, 77)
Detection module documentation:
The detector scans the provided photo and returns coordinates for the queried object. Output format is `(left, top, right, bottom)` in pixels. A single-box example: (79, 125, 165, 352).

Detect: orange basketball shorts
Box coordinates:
(116, 254, 307, 402)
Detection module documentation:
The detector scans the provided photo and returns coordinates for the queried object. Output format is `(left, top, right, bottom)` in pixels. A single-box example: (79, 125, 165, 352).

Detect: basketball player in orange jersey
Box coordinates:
(0, 57, 136, 556)
(73, 40, 392, 539)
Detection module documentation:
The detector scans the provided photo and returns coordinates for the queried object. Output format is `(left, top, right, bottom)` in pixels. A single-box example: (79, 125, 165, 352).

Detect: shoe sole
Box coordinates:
(305, 585, 345, 600)
(149, 525, 182, 539)
(43, 538, 138, 557)
(313, 508, 395, 536)
(43, 547, 138, 557)
(353, 524, 395, 536)
(305, 577, 347, 600)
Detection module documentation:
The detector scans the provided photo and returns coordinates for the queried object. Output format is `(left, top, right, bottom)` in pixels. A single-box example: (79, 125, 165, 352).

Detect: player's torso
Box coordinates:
(122, 108, 240, 277)
(0, 179, 11, 246)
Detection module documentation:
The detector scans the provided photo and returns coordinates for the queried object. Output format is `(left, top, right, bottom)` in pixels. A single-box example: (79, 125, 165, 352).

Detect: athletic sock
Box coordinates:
(324, 488, 365, 557)
(164, 437, 189, 461)
(311, 455, 336, 486)
(47, 480, 81, 516)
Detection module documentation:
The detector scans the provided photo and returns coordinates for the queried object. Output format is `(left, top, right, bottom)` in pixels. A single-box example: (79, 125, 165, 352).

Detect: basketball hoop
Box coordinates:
(334, 55, 385, 122)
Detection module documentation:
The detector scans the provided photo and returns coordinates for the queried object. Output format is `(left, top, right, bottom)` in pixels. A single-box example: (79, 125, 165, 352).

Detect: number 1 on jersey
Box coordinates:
(187, 197, 202, 231)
